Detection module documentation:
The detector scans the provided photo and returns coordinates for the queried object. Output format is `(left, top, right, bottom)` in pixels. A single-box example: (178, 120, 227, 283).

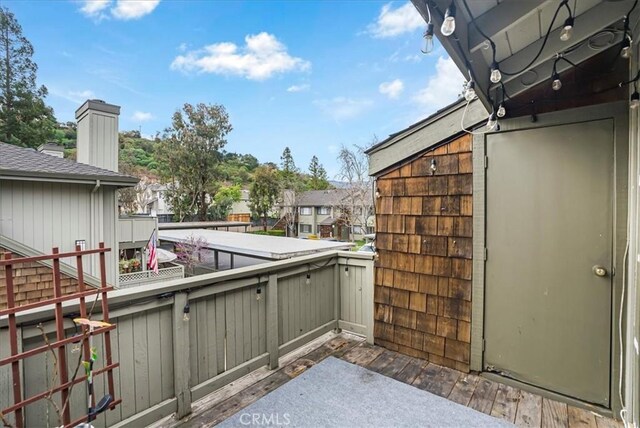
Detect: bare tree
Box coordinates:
(336, 139, 375, 241)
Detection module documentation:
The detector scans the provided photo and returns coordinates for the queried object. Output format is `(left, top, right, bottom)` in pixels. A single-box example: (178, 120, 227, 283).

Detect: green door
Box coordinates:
(485, 119, 613, 406)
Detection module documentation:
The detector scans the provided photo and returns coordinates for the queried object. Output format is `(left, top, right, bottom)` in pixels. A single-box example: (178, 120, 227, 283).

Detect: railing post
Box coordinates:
(364, 258, 375, 345)
(266, 273, 279, 369)
(333, 258, 342, 333)
(173, 292, 191, 418)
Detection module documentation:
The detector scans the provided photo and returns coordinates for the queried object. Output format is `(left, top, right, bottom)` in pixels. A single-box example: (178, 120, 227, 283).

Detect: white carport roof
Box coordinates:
(158, 229, 354, 260)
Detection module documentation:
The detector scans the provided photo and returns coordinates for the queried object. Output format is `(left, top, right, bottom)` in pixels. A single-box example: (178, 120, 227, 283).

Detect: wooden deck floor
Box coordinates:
(154, 332, 623, 428)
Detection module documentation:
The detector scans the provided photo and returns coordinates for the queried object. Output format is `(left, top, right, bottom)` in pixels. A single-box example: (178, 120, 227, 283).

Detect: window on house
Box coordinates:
(300, 207, 312, 215)
(317, 207, 330, 215)
(300, 224, 312, 233)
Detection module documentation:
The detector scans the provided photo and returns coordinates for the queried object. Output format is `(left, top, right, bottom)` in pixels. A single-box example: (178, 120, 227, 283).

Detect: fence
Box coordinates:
(118, 265, 185, 288)
(0, 250, 373, 428)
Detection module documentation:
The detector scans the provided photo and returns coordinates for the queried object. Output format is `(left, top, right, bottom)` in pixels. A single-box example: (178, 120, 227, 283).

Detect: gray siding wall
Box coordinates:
(0, 180, 118, 284)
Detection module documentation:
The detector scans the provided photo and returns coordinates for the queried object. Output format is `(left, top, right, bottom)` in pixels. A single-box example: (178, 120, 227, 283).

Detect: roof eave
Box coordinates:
(0, 170, 139, 187)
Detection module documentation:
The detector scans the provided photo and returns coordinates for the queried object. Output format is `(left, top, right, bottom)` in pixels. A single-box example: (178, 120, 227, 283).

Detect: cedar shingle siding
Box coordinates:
(374, 134, 472, 372)
(0, 247, 80, 310)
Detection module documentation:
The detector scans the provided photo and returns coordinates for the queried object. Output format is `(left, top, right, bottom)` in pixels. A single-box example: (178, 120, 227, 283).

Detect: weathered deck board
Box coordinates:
(411, 363, 443, 394)
(469, 378, 500, 414)
(155, 333, 623, 428)
(429, 366, 461, 397)
(366, 349, 397, 373)
(341, 342, 384, 366)
(392, 356, 426, 384)
(448, 373, 480, 406)
(377, 353, 412, 378)
(491, 383, 521, 423)
(568, 406, 598, 428)
(515, 390, 543, 427)
(541, 398, 569, 428)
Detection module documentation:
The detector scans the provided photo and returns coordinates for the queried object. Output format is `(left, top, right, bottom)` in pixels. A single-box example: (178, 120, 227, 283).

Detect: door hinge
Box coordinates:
(484, 156, 488, 169)
(482, 339, 486, 351)
(484, 248, 488, 261)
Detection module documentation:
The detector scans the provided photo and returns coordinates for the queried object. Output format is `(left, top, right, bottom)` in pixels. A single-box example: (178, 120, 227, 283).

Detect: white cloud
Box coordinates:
(178, 42, 188, 52)
(67, 90, 96, 103)
(413, 56, 464, 112)
(287, 84, 310, 93)
(367, 2, 423, 38)
(112, 0, 160, 20)
(313, 97, 373, 121)
(132, 111, 154, 122)
(171, 32, 311, 81)
(79, 0, 110, 20)
(379, 79, 404, 99)
(78, 0, 160, 21)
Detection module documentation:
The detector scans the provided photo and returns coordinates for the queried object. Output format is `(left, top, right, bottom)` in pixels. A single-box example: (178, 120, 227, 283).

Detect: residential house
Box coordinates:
(364, 0, 640, 423)
(0, 100, 137, 304)
(228, 188, 251, 222)
(296, 189, 374, 240)
(144, 182, 174, 222)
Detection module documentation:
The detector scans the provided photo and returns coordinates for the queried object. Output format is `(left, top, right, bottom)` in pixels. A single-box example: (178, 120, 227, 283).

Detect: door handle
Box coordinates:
(592, 265, 607, 277)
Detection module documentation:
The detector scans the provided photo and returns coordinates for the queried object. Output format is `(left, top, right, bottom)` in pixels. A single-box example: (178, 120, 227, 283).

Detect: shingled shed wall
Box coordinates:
(373, 133, 473, 372)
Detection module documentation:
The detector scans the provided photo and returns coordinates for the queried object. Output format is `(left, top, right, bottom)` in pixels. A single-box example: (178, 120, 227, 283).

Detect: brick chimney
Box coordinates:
(75, 99, 120, 172)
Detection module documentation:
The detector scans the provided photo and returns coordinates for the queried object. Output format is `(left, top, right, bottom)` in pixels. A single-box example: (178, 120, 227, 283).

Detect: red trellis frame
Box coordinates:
(0, 242, 121, 428)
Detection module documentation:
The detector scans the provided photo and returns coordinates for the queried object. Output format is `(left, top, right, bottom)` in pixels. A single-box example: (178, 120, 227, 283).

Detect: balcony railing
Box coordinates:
(118, 265, 185, 288)
(118, 215, 157, 247)
(0, 250, 373, 428)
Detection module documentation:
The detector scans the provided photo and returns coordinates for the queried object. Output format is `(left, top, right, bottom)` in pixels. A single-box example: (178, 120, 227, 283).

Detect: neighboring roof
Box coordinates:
(37, 142, 64, 152)
(0, 142, 138, 186)
(318, 217, 337, 226)
(298, 189, 349, 207)
(158, 229, 353, 260)
(366, 99, 487, 176)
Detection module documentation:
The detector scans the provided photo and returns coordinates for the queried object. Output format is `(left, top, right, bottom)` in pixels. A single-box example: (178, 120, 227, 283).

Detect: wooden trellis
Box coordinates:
(0, 243, 120, 428)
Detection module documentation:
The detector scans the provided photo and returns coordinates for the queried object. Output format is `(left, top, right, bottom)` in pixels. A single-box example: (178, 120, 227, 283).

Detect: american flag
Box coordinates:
(147, 231, 159, 274)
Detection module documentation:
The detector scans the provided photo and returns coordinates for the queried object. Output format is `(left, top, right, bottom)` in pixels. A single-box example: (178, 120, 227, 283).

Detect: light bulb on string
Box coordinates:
(464, 81, 476, 101)
(490, 62, 502, 84)
(497, 104, 506, 118)
(622, 36, 632, 59)
(422, 23, 434, 54)
(441, 2, 456, 37)
(631, 89, 640, 109)
(551, 71, 562, 91)
(560, 17, 574, 42)
(486, 111, 498, 132)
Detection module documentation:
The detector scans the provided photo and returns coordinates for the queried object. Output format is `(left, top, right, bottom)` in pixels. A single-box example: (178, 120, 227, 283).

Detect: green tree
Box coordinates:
(155, 103, 232, 221)
(0, 7, 56, 147)
(279, 146, 301, 189)
(249, 166, 280, 231)
(307, 155, 330, 190)
(208, 185, 242, 220)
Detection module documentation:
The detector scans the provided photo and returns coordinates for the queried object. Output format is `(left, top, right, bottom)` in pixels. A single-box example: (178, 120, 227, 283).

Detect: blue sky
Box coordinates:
(6, 0, 463, 177)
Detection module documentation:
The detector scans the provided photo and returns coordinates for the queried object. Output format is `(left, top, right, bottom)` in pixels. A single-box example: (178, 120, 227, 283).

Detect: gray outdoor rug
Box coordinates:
(218, 356, 513, 427)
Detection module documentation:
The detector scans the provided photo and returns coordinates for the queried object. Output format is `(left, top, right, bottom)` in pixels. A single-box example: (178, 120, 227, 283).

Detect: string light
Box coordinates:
(552, 72, 562, 91)
(486, 109, 498, 131)
(464, 80, 476, 101)
(631, 83, 640, 109)
(558, 0, 574, 41)
(621, 36, 632, 59)
(490, 62, 502, 84)
(497, 104, 506, 118)
(422, 4, 434, 54)
(441, 2, 456, 37)
(560, 17, 574, 42)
